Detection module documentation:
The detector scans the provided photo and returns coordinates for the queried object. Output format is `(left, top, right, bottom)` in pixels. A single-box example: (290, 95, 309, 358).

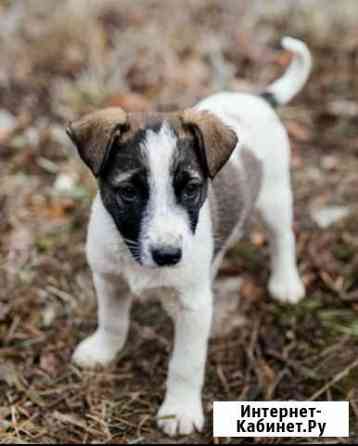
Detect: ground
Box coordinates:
(1, 0, 358, 443)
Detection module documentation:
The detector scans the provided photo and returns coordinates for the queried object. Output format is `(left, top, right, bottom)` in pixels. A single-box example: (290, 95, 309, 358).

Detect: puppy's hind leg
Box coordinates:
(72, 273, 132, 367)
(257, 182, 305, 304)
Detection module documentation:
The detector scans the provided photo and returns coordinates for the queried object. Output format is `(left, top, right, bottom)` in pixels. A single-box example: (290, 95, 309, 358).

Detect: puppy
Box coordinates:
(66, 37, 312, 436)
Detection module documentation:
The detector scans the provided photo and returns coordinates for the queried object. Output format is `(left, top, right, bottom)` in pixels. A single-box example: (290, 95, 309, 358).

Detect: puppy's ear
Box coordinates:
(66, 107, 128, 176)
(182, 109, 238, 178)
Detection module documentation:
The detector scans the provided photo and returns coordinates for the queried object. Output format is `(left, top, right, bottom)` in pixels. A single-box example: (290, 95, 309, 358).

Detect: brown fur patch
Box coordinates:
(66, 107, 128, 176)
(67, 107, 238, 180)
(67, 108, 197, 176)
(181, 109, 238, 178)
(121, 111, 188, 142)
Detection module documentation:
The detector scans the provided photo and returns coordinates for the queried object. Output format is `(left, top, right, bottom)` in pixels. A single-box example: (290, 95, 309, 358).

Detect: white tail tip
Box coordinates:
(266, 36, 312, 105)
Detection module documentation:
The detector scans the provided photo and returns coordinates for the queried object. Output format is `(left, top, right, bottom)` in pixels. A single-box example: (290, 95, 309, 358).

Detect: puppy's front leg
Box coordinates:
(72, 273, 132, 368)
(158, 284, 213, 436)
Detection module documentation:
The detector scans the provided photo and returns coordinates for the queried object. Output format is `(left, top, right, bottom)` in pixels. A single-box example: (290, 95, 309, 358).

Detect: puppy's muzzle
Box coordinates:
(151, 245, 182, 267)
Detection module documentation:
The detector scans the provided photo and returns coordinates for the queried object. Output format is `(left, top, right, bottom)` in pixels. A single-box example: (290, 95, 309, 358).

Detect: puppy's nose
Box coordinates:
(151, 246, 182, 267)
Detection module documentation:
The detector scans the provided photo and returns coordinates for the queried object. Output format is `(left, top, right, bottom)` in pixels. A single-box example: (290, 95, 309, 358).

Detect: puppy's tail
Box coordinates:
(260, 37, 312, 107)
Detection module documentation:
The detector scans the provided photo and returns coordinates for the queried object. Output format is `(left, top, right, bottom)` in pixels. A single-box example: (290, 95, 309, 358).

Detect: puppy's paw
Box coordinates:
(157, 398, 204, 437)
(269, 270, 305, 304)
(72, 331, 120, 368)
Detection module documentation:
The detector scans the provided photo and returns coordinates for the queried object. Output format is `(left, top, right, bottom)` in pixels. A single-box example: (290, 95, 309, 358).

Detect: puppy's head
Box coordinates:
(66, 107, 237, 268)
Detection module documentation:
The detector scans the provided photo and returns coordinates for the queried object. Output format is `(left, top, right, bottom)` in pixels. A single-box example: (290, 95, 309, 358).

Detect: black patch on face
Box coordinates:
(98, 119, 209, 263)
(171, 135, 208, 233)
(98, 131, 149, 263)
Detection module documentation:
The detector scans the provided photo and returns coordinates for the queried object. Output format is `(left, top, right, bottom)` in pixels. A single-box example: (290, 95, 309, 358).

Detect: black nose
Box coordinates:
(151, 246, 182, 266)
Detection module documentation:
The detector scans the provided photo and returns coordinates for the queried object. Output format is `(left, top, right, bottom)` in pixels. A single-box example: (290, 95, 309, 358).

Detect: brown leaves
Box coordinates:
(1, 0, 358, 443)
(30, 197, 76, 222)
(286, 120, 312, 143)
(104, 92, 151, 112)
(39, 352, 60, 377)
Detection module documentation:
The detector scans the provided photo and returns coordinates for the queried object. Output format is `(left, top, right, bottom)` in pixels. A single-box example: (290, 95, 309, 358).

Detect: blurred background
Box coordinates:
(0, 0, 358, 443)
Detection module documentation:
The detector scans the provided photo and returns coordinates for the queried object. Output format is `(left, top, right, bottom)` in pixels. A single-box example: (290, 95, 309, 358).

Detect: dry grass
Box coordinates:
(1, 0, 358, 443)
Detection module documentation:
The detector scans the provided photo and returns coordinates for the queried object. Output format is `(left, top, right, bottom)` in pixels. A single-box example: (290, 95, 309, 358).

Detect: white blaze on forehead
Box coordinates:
(142, 122, 177, 208)
(140, 121, 191, 264)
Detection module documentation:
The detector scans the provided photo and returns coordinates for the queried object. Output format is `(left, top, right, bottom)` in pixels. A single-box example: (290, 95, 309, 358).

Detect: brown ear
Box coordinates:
(66, 107, 128, 176)
(182, 109, 238, 178)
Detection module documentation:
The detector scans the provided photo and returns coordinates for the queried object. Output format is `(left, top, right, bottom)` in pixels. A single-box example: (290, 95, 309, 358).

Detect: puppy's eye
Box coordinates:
(182, 181, 202, 200)
(117, 184, 137, 202)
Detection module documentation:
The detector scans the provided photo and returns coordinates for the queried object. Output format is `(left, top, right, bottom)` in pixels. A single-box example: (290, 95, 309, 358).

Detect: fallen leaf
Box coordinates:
(286, 120, 312, 142)
(311, 206, 351, 229)
(104, 92, 151, 112)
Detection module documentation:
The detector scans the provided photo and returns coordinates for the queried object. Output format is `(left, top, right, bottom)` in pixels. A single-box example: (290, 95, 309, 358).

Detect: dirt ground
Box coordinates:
(1, 0, 358, 443)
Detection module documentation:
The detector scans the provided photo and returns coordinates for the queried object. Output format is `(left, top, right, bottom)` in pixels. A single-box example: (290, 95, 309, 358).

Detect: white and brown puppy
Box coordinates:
(66, 37, 312, 436)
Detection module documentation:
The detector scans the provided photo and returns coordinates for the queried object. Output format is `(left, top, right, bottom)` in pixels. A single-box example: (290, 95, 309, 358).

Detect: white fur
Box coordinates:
(139, 124, 192, 267)
(73, 37, 310, 436)
(267, 36, 312, 105)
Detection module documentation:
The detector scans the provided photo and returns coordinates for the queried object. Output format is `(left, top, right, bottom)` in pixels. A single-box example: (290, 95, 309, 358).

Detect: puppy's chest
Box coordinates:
(122, 260, 181, 298)
(122, 265, 181, 316)
(123, 266, 161, 297)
